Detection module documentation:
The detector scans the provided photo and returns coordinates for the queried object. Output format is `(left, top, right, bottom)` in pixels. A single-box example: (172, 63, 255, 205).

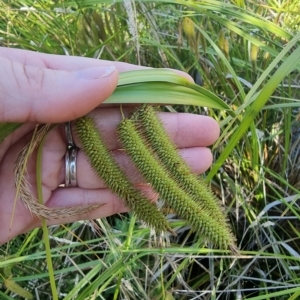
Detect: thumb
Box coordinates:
(0, 56, 118, 123)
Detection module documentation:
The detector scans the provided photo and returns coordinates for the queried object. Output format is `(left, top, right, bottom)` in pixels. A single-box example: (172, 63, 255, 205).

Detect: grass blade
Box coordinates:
(207, 34, 300, 180)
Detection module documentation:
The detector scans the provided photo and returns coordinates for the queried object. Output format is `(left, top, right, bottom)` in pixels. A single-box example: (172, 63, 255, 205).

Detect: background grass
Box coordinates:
(0, 0, 300, 299)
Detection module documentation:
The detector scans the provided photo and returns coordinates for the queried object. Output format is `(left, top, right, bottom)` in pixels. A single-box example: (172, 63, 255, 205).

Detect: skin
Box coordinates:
(0, 47, 220, 245)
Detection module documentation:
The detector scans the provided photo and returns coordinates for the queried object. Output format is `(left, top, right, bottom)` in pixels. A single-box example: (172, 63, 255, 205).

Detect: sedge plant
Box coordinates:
(1, 0, 300, 299)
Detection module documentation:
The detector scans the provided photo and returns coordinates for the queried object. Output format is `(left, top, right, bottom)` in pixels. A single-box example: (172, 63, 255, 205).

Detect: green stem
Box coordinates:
(113, 215, 136, 300)
(36, 129, 58, 300)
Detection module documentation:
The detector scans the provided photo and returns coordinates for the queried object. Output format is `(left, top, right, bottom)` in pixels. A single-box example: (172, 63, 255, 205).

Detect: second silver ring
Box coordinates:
(65, 146, 78, 187)
(65, 121, 78, 187)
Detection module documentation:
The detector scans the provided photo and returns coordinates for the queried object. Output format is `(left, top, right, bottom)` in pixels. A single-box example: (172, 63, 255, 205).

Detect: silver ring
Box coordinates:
(69, 147, 78, 187)
(65, 121, 78, 187)
(65, 147, 78, 187)
(65, 148, 70, 186)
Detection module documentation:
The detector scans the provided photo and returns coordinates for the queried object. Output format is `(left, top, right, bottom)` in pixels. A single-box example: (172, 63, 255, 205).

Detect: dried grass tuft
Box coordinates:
(14, 124, 101, 220)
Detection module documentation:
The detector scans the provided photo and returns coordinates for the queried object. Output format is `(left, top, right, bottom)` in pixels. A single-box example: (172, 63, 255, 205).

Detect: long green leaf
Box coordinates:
(106, 82, 230, 110)
(117, 69, 186, 86)
(207, 36, 300, 180)
(115, 70, 231, 111)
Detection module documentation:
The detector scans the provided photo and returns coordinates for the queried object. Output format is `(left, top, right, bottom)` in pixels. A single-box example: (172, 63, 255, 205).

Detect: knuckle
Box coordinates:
(23, 65, 45, 92)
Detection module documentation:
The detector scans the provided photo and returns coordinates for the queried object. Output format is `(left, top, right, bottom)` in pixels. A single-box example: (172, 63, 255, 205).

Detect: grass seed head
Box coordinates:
(118, 118, 236, 251)
(5, 278, 33, 299)
(132, 105, 230, 228)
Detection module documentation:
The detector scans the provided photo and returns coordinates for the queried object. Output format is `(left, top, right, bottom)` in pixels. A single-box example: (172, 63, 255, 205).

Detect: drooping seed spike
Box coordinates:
(75, 116, 171, 233)
(182, 17, 196, 40)
(4, 278, 33, 299)
(132, 105, 229, 229)
(118, 119, 236, 251)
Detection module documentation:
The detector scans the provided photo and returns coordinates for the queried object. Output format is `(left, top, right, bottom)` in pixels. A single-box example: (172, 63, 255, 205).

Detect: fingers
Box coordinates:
(157, 111, 220, 147)
(47, 187, 128, 222)
(0, 187, 128, 244)
(40, 134, 213, 191)
(10, 188, 128, 233)
(71, 108, 220, 150)
(2, 108, 218, 209)
(38, 110, 217, 191)
(75, 147, 212, 189)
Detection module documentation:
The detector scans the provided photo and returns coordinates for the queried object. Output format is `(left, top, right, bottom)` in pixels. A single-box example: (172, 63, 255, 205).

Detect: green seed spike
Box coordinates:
(132, 105, 228, 228)
(118, 119, 237, 252)
(75, 116, 171, 234)
(4, 278, 33, 299)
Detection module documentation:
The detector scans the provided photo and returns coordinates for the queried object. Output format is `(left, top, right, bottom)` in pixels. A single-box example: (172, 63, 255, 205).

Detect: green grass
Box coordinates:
(0, 0, 300, 299)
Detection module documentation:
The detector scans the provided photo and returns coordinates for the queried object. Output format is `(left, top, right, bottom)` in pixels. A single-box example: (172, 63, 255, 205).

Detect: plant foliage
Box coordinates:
(0, 0, 300, 299)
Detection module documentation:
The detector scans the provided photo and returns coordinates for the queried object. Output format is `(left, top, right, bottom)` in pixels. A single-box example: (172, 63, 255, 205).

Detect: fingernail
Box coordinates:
(75, 66, 116, 80)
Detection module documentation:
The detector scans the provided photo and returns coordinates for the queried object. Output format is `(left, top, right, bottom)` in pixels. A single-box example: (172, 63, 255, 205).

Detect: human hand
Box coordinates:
(0, 48, 220, 245)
